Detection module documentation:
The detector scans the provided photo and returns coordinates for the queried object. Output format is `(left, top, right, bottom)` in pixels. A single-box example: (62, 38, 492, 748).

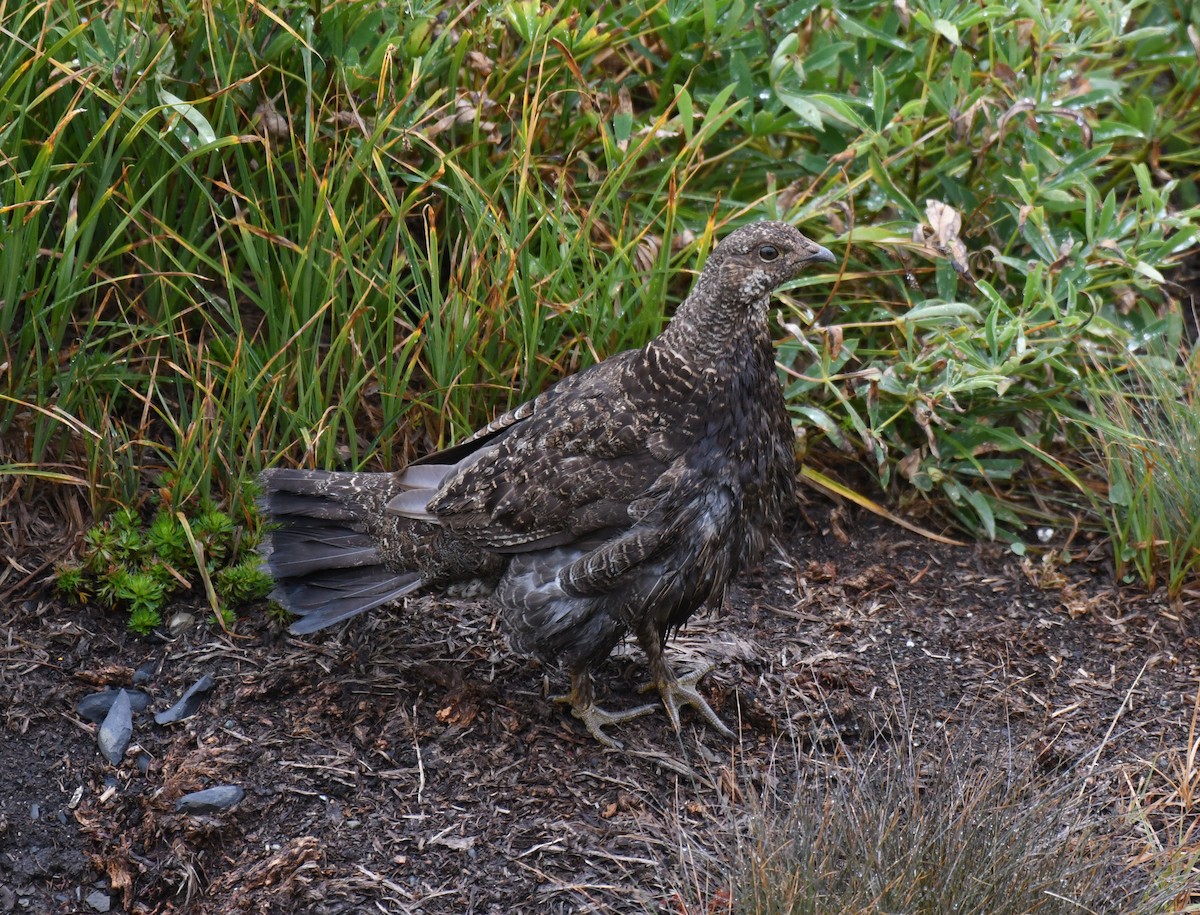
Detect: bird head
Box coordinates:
(705, 221, 835, 304)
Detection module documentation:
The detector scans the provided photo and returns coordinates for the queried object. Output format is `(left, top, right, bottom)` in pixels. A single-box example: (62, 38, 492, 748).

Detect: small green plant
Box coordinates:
(118, 571, 166, 634)
(209, 604, 238, 632)
(265, 604, 291, 627)
(55, 496, 264, 633)
(193, 508, 236, 566)
(81, 526, 119, 574)
(147, 511, 191, 569)
(95, 568, 133, 610)
(214, 559, 272, 605)
(53, 563, 90, 603)
(127, 605, 162, 635)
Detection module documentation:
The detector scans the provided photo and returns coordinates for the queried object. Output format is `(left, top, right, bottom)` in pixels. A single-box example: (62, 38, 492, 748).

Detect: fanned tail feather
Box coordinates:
(258, 468, 423, 633)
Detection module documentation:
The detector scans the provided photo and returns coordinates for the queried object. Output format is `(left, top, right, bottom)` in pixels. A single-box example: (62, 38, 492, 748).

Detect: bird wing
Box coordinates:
(388, 350, 698, 551)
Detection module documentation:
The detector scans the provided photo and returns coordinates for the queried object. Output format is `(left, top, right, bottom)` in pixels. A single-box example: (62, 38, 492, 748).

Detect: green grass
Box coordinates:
(1081, 357, 1200, 600)
(1, 0, 1198, 581)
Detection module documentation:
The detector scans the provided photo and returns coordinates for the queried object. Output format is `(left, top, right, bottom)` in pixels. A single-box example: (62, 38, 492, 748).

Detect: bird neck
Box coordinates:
(652, 274, 770, 364)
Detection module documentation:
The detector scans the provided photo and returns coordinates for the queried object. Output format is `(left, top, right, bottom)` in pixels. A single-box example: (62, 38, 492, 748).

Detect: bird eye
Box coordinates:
(757, 244, 779, 262)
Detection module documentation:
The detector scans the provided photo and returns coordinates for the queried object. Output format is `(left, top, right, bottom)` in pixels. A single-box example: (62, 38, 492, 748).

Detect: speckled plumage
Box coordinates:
(259, 221, 835, 744)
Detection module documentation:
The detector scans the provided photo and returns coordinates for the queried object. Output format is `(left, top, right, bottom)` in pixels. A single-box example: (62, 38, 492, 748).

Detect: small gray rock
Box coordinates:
(97, 690, 133, 765)
(174, 786, 245, 814)
(132, 660, 157, 686)
(154, 674, 214, 725)
(84, 889, 110, 912)
(167, 611, 196, 637)
(76, 689, 152, 724)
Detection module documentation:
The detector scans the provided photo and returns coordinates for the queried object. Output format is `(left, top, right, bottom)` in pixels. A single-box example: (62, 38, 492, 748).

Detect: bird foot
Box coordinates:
(552, 694, 658, 749)
(640, 664, 734, 738)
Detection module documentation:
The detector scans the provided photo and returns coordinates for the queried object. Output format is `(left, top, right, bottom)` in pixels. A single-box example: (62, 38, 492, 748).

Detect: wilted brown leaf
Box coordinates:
(924, 199, 970, 274)
(465, 50, 494, 75)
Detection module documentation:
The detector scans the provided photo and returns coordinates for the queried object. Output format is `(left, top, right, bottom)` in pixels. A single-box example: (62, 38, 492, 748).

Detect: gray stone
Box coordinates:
(76, 689, 152, 724)
(97, 690, 133, 764)
(154, 674, 214, 724)
(174, 785, 245, 813)
(132, 659, 157, 685)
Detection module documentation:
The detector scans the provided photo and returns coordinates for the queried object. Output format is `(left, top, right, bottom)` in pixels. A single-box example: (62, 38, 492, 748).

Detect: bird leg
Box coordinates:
(553, 668, 657, 749)
(637, 632, 735, 739)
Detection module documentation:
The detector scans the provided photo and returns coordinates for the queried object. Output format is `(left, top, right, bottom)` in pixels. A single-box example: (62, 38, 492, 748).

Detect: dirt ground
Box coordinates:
(2, 499, 1198, 914)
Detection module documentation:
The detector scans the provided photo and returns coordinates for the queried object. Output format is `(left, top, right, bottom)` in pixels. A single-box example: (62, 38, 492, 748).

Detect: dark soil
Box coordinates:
(2, 502, 1198, 914)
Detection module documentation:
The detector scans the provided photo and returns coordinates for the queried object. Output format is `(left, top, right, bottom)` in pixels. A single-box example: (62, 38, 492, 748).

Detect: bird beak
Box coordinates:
(808, 244, 836, 265)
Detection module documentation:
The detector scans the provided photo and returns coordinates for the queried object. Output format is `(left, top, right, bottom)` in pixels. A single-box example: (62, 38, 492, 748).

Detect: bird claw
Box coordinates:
(640, 664, 734, 738)
(552, 694, 657, 749)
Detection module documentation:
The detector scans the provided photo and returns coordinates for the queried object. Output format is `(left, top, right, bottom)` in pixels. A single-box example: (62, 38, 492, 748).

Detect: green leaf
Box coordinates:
(158, 89, 218, 146)
(962, 487, 996, 539)
(612, 107, 632, 149)
(902, 301, 982, 324)
(1108, 477, 1130, 507)
(776, 88, 823, 130)
(868, 151, 919, 218)
(933, 18, 960, 46)
(730, 49, 754, 101)
(695, 85, 745, 141)
(1132, 260, 1165, 283)
(807, 93, 871, 132)
(675, 85, 693, 144)
(872, 66, 887, 134)
(769, 32, 800, 83)
(792, 405, 849, 449)
(834, 10, 910, 51)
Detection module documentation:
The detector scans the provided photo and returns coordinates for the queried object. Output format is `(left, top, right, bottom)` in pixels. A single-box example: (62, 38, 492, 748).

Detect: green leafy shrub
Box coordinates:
(53, 564, 89, 603)
(193, 508, 236, 567)
(117, 572, 167, 635)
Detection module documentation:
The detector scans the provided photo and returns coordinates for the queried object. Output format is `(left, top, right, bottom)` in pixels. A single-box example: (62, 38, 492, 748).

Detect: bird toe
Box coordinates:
(554, 697, 658, 749)
(644, 665, 734, 739)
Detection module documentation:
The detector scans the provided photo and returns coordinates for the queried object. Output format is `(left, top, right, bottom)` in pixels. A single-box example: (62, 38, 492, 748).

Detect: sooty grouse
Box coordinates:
(259, 221, 835, 746)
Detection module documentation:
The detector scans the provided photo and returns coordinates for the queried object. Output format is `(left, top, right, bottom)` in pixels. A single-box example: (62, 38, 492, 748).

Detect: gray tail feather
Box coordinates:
(277, 569, 423, 634)
(259, 467, 385, 520)
(258, 468, 423, 633)
(265, 521, 380, 577)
